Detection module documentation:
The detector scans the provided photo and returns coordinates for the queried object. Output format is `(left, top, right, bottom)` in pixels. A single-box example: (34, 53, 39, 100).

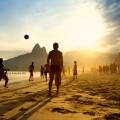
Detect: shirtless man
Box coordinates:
(47, 43, 63, 96)
(0, 58, 9, 87)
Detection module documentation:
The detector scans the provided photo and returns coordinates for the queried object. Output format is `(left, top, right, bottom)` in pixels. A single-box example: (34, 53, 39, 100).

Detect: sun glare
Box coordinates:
(64, 3, 106, 50)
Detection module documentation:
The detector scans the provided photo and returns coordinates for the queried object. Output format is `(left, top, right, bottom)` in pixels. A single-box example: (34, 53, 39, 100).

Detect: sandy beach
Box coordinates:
(0, 73, 120, 120)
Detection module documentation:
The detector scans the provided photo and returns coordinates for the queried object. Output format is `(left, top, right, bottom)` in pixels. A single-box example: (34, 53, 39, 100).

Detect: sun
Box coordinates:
(63, 3, 106, 50)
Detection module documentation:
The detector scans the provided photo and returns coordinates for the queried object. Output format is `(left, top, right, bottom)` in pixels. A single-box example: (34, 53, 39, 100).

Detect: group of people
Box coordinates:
(98, 63, 120, 74)
(27, 42, 63, 96)
(0, 42, 78, 96)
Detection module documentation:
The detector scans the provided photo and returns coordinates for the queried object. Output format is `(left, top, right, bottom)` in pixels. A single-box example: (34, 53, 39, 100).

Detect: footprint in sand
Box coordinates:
(104, 113, 120, 120)
(23, 91, 32, 94)
(64, 95, 82, 101)
(19, 107, 29, 111)
(83, 111, 96, 116)
(26, 98, 37, 102)
(51, 107, 77, 114)
(65, 96, 95, 105)
(76, 98, 95, 105)
(97, 102, 110, 107)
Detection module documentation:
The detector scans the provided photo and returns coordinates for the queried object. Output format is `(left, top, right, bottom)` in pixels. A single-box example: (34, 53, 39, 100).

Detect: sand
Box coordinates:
(0, 73, 120, 120)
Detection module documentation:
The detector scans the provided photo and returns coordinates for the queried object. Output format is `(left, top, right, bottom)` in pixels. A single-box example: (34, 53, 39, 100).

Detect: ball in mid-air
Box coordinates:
(24, 34, 29, 39)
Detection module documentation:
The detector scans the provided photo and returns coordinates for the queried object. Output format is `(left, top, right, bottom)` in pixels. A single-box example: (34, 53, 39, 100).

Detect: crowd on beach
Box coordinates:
(0, 42, 78, 96)
(98, 63, 120, 74)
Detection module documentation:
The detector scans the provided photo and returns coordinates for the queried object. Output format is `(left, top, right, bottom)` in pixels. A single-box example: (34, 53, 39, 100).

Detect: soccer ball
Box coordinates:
(24, 34, 29, 39)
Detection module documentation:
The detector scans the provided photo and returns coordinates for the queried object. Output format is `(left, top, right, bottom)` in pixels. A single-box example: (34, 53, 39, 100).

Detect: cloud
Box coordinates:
(1, 0, 120, 52)
(96, 0, 120, 51)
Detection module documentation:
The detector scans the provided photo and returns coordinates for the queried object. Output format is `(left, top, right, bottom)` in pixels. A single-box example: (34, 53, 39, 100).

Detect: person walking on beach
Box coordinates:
(40, 65, 44, 80)
(0, 58, 9, 87)
(73, 61, 77, 80)
(29, 62, 34, 81)
(44, 64, 49, 82)
(47, 42, 63, 96)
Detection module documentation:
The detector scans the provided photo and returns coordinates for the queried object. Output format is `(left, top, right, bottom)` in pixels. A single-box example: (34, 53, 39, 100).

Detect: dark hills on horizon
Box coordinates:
(3, 43, 120, 71)
(4, 43, 47, 71)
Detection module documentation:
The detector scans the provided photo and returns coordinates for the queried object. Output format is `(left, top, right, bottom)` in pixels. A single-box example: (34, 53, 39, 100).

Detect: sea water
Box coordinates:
(0, 71, 40, 86)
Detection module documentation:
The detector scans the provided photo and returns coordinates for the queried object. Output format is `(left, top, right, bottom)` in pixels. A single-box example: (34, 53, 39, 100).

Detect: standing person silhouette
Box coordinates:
(44, 64, 49, 82)
(73, 61, 77, 80)
(29, 62, 34, 81)
(0, 58, 9, 87)
(40, 65, 44, 80)
(47, 43, 63, 96)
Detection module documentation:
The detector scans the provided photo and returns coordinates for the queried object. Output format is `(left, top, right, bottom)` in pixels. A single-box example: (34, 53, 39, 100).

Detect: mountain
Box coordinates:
(4, 43, 47, 71)
(3, 45, 120, 71)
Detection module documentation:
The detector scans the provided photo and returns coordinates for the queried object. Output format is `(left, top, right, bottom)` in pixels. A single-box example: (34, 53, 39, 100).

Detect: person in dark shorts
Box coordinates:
(40, 65, 44, 80)
(29, 62, 34, 81)
(44, 64, 49, 82)
(73, 61, 77, 80)
(47, 42, 63, 96)
(0, 58, 9, 87)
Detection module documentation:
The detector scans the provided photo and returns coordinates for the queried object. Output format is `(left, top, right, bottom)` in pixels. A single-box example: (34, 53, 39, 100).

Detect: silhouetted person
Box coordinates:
(29, 62, 34, 81)
(103, 65, 106, 73)
(110, 63, 117, 74)
(68, 66, 71, 75)
(44, 64, 49, 82)
(118, 64, 120, 73)
(105, 65, 109, 73)
(82, 66, 84, 73)
(113, 63, 117, 73)
(40, 65, 44, 80)
(73, 61, 77, 80)
(99, 65, 102, 73)
(0, 58, 9, 87)
(110, 64, 113, 74)
(47, 42, 63, 96)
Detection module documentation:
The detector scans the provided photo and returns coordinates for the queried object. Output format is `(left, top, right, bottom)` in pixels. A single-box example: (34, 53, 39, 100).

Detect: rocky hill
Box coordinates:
(4, 43, 47, 71)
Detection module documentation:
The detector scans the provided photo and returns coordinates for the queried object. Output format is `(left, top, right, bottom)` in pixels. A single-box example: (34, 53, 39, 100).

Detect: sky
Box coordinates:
(0, 0, 120, 53)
